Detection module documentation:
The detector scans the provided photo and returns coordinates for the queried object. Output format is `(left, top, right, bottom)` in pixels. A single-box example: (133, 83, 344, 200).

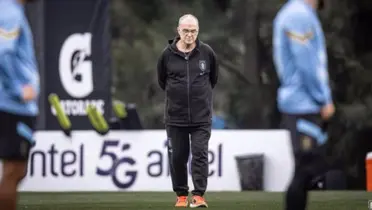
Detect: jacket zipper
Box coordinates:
(185, 55, 191, 123)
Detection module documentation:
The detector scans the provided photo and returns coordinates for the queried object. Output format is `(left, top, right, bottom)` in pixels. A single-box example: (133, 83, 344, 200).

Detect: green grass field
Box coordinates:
(18, 191, 371, 210)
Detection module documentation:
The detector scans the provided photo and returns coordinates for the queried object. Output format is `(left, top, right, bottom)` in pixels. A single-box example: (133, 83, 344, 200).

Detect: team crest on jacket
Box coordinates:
(199, 60, 206, 71)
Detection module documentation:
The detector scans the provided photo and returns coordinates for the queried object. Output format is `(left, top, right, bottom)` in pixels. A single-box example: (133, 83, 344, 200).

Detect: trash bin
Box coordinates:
(235, 154, 264, 191)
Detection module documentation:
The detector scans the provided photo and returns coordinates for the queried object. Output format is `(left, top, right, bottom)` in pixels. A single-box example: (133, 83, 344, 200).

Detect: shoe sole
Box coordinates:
(189, 203, 208, 208)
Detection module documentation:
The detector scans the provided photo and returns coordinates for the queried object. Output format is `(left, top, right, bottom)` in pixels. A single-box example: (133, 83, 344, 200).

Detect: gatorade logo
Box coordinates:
(59, 33, 93, 98)
(54, 33, 105, 116)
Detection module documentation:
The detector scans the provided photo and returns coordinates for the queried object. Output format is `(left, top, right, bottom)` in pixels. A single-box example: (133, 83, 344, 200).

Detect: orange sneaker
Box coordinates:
(175, 196, 189, 207)
(190, 195, 208, 208)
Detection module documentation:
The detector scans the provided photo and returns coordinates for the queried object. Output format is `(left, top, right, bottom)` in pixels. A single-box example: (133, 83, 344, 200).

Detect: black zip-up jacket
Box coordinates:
(157, 36, 218, 126)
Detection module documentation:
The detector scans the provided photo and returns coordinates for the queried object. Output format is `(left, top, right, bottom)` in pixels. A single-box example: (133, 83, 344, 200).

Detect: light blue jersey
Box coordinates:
(273, 0, 332, 114)
(0, 0, 39, 116)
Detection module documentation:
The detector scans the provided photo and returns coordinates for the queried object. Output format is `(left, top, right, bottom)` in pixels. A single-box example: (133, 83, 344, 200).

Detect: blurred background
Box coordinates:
(110, 0, 279, 130)
(24, 0, 372, 193)
(108, 0, 372, 131)
(110, 0, 372, 190)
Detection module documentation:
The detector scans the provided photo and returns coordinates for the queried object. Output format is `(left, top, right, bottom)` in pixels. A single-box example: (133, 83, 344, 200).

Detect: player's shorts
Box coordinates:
(0, 110, 36, 161)
(281, 113, 330, 170)
(281, 113, 326, 153)
(281, 113, 331, 181)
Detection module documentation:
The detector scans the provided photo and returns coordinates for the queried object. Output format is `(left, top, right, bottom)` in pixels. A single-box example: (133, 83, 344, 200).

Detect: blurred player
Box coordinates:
(273, 0, 333, 210)
(0, 0, 40, 209)
(157, 14, 218, 208)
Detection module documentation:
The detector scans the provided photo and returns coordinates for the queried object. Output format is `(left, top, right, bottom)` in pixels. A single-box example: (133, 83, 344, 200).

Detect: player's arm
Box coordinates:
(0, 11, 24, 99)
(157, 48, 167, 90)
(285, 15, 332, 106)
(208, 46, 218, 89)
(19, 17, 40, 99)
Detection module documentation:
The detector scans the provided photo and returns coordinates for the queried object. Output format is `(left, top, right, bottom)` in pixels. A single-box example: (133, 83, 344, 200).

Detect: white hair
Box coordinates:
(178, 14, 199, 27)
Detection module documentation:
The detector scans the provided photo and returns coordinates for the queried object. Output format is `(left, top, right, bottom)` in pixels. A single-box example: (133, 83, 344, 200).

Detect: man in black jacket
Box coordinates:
(157, 14, 218, 208)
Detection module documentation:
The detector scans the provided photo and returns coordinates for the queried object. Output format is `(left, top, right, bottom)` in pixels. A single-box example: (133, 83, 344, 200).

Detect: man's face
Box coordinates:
(177, 23, 199, 45)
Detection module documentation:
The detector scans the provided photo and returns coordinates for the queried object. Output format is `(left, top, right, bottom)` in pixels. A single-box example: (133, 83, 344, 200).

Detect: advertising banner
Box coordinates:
(19, 130, 294, 192)
(43, 0, 112, 130)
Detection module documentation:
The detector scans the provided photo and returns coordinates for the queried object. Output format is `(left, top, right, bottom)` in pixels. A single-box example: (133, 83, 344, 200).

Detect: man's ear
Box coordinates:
(176, 27, 182, 36)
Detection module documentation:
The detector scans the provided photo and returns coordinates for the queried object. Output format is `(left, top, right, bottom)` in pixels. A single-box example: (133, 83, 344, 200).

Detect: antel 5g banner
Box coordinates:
(18, 130, 294, 192)
(43, 0, 112, 130)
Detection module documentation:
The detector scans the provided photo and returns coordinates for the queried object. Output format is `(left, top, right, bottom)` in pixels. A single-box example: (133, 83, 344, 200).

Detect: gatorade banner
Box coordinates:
(43, 0, 112, 130)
